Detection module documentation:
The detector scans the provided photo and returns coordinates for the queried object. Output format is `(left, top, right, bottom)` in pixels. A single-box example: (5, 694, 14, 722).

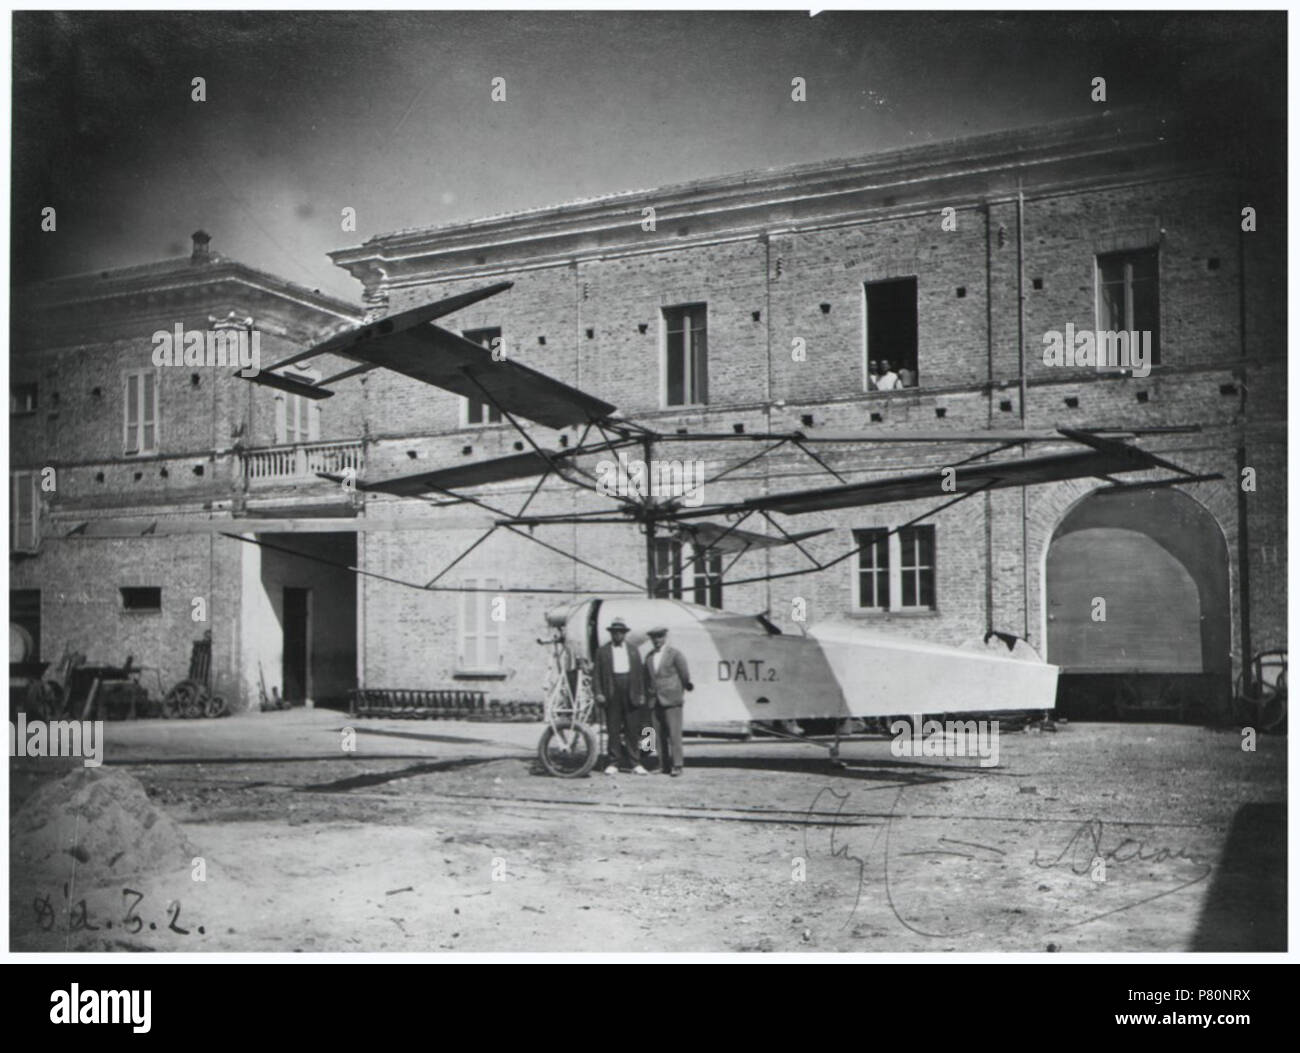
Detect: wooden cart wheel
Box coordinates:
(163, 680, 201, 719)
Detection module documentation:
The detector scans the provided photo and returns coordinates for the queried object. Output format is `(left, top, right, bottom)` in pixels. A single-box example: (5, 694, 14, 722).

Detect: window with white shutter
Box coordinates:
(458, 578, 504, 670)
(10, 471, 39, 552)
(123, 370, 159, 455)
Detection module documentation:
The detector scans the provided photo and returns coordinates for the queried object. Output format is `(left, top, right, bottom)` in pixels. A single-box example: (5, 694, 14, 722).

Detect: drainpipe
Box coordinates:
(1235, 190, 1253, 694)
(983, 202, 995, 635)
(763, 233, 774, 615)
(1017, 188, 1030, 640)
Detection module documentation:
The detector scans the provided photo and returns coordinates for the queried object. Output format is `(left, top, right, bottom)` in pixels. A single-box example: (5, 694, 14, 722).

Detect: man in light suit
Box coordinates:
(643, 626, 693, 776)
(593, 617, 650, 775)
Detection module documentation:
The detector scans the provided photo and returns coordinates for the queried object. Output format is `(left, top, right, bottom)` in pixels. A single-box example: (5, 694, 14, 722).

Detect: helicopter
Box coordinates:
(232, 280, 1217, 776)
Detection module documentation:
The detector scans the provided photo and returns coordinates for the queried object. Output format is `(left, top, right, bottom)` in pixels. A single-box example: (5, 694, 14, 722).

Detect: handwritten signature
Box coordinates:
(803, 785, 1211, 937)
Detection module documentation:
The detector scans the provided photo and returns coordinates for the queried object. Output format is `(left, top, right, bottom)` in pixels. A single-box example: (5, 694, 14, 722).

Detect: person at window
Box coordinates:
(897, 365, 916, 388)
(644, 626, 694, 776)
(875, 359, 901, 391)
(593, 618, 650, 775)
(867, 360, 880, 390)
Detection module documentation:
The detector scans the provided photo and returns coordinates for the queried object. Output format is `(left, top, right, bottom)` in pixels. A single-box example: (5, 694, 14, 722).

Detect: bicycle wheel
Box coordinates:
(537, 719, 598, 778)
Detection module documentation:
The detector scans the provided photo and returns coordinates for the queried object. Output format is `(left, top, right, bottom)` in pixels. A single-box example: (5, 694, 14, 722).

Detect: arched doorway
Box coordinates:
(1046, 488, 1231, 721)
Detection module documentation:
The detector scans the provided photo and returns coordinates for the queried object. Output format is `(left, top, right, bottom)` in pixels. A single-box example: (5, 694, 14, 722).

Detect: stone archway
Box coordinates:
(1046, 487, 1231, 719)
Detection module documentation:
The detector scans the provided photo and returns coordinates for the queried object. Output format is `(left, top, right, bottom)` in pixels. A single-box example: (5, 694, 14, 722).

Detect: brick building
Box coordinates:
(10, 109, 1285, 717)
(10, 240, 363, 707)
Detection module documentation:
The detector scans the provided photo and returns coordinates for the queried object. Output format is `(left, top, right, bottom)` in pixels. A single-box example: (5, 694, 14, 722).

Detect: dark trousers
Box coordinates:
(605, 674, 648, 768)
(654, 703, 684, 771)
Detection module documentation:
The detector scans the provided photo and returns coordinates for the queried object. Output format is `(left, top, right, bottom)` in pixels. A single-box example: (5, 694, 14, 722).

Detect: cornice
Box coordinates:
(330, 109, 1222, 298)
(15, 261, 363, 350)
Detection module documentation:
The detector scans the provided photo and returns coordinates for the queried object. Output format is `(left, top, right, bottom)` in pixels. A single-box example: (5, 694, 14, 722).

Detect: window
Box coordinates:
(10, 472, 39, 552)
(462, 328, 504, 425)
(654, 539, 723, 607)
(1097, 249, 1161, 365)
(121, 587, 162, 612)
(852, 525, 936, 611)
(275, 372, 321, 445)
(854, 528, 890, 609)
(664, 304, 708, 406)
(123, 370, 159, 455)
(690, 548, 724, 609)
(865, 278, 919, 390)
(11, 383, 37, 415)
(458, 578, 504, 670)
(653, 539, 684, 599)
(898, 526, 936, 609)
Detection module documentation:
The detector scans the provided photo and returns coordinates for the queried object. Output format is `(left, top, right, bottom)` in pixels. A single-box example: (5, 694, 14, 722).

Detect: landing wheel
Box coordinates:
(537, 719, 598, 778)
(205, 693, 227, 719)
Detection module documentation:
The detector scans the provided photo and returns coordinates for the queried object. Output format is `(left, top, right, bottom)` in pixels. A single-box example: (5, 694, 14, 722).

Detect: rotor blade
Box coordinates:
(322, 451, 569, 496)
(673, 521, 832, 554)
(1055, 427, 1200, 477)
(250, 281, 516, 376)
(320, 362, 379, 385)
(642, 425, 1202, 444)
(217, 531, 639, 594)
(242, 371, 334, 399)
(339, 322, 616, 429)
(671, 445, 1169, 519)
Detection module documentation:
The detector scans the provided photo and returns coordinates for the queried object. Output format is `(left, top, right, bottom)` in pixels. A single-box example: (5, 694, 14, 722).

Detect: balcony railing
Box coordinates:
(240, 440, 365, 483)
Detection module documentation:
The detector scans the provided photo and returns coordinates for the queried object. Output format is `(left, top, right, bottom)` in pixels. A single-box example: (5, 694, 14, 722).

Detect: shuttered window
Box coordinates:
(459, 578, 504, 669)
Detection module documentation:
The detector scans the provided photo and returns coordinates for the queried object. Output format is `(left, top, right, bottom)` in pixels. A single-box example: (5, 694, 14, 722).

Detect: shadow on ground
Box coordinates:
(1191, 801, 1286, 951)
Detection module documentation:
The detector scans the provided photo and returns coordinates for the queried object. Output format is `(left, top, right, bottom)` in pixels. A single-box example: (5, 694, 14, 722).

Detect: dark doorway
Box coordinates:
(256, 532, 356, 710)
(283, 587, 311, 703)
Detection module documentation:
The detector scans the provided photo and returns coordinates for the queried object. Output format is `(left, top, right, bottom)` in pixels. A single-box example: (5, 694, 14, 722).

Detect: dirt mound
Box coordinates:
(10, 768, 195, 889)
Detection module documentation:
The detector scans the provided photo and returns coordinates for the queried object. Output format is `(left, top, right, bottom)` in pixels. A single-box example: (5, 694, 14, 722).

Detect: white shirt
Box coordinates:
(611, 642, 629, 674)
(875, 371, 900, 391)
(648, 649, 662, 674)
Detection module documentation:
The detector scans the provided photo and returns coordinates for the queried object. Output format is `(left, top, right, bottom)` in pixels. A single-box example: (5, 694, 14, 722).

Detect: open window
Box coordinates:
(1096, 249, 1161, 365)
(121, 587, 162, 612)
(865, 278, 919, 390)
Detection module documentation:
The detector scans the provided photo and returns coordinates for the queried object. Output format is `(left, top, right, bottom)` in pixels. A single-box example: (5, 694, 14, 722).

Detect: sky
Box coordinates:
(11, 10, 1284, 302)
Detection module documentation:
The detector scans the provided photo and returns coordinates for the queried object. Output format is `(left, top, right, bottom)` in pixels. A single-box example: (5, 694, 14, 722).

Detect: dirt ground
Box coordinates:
(9, 709, 1286, 953)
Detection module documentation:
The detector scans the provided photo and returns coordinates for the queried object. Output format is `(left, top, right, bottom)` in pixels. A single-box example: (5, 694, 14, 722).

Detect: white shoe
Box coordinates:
(633, 764, 650, 775)
(604, 764, 619, 775)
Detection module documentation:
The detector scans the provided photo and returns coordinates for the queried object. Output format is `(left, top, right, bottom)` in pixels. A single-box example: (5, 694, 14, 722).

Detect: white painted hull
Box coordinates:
(555, 597, 1058, 727)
